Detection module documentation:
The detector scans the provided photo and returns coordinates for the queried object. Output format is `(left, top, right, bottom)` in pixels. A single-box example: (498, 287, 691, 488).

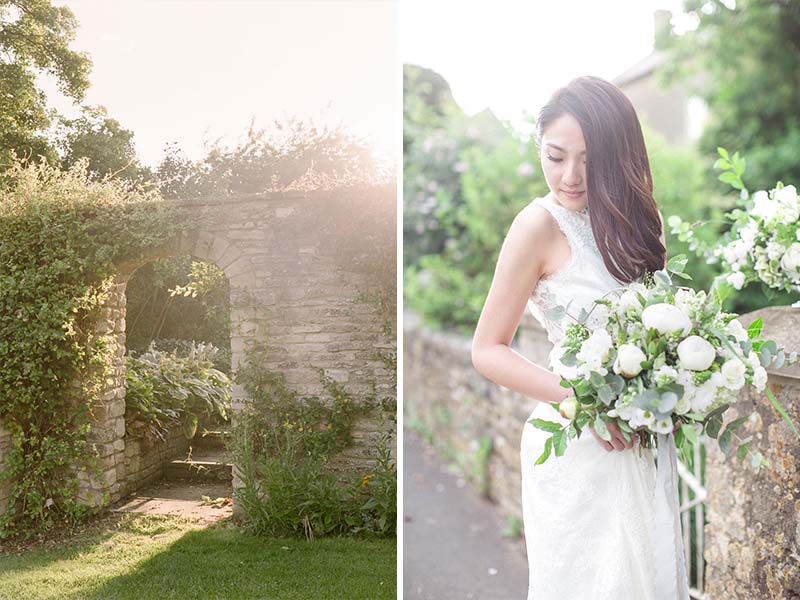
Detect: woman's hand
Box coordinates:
(589, 420, 634, 451)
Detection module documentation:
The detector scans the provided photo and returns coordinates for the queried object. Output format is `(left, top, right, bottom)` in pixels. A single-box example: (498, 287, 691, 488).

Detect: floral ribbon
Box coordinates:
(653, 431, 690, 599)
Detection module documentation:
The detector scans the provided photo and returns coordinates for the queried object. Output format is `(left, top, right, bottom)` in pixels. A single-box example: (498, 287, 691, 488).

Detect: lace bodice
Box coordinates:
(526, 195, 626, 351)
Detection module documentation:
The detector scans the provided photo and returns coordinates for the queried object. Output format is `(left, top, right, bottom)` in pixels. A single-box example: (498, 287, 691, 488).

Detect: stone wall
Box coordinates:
(704, 306, 800, 599)
(403, 309, 548, 520)
(121, 426, 191, 498)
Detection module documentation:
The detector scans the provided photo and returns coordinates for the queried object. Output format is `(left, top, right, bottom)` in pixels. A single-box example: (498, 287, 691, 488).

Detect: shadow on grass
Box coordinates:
(77, 526, 396, 600)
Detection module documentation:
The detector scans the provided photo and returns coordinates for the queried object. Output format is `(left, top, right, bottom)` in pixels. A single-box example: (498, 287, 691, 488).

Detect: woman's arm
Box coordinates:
(471, 204, 573, 405)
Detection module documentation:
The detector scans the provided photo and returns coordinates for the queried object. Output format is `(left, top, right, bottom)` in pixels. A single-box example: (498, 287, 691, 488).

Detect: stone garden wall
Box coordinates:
(403, 305, 800, 598)
(703, 307, 800, 600)
(403, 309, 548, 520)
(120, 426, 191, 499)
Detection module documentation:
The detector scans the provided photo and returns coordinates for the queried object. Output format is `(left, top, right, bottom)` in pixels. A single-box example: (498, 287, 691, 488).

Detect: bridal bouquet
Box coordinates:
(667, 148, 800, 298)
(530, 256, 798, 470)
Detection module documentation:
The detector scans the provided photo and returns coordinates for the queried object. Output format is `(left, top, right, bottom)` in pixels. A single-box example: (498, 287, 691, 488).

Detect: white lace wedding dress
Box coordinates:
(519, 195, 690, 599)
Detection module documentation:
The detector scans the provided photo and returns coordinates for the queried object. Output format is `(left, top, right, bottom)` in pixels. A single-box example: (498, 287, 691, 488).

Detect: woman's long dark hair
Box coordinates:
(535, 75, 666, 283)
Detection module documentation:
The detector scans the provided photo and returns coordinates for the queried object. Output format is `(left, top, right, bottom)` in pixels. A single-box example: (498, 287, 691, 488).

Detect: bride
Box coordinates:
(471, 76, 689, 599)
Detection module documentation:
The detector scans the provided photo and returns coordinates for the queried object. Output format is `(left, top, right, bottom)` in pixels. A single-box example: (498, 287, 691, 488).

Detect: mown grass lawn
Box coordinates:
(0, 513, 396, 599)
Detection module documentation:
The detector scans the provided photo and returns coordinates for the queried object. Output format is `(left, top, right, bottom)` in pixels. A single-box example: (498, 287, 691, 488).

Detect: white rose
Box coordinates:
(674, 395, 691, 415)
(752, 190, 778, 222)
(642, 303, 692, 337)
(677, 335, 717, 371)
(780, 243, 800, 281)
(752, 366, 768, 392)
(726, 271, 746, 290)
(613, 344, 647, 378)
(725, 318, 749, 342)
(720, 359, 746, 390)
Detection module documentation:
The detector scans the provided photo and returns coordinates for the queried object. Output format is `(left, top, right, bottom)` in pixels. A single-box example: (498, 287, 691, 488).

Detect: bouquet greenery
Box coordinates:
(530, 256, 798, 470)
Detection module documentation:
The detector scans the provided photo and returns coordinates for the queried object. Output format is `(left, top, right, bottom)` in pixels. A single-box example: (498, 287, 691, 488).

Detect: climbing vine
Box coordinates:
(0, 158, 182, 538)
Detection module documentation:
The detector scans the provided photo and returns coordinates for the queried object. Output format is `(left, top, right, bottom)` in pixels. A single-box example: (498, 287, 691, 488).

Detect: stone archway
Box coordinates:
(74, 187, 395, 511)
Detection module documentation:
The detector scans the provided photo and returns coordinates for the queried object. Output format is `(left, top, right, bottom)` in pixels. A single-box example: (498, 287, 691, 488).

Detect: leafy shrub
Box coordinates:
(0, 158, 180, 538)
(230, 352, 396, 539)
(124, 342, 231, 443)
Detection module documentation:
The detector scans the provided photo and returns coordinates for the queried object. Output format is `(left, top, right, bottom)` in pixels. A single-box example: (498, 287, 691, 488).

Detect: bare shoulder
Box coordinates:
(498, 199, 560, 279)
(509, 199, 559, 243)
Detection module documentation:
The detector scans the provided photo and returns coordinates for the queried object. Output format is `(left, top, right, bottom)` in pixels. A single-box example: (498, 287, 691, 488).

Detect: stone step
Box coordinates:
(164, 447, 233, 482)
(194, 429, 231, 451)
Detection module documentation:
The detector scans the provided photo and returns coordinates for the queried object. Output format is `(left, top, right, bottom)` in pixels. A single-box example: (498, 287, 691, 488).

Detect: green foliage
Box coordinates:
(0, 158, 180, 538)
(154, 118, 391, 200)
(656, 0, 800, 192)
(405, 124, 547, 332)
(124, 342, 231, 443)
(56, 105, 150, 184)
(124, 255, 231, 364)
(0, 0, 91, 165)
(230, 352, 396, 539)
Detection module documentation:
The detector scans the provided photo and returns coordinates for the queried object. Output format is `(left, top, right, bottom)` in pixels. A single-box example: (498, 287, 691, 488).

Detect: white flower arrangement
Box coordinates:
(668, 147, 800, 302)
(529, 256, 798, 471)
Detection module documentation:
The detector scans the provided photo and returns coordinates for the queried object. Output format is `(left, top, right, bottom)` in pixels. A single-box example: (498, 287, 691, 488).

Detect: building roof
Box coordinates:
(612, 50, 667, 88)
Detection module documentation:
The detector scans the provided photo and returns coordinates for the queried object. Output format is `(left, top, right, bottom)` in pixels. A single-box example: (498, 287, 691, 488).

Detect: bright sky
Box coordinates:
(47, 0, 397, 168)
(400, 0, 692, 134)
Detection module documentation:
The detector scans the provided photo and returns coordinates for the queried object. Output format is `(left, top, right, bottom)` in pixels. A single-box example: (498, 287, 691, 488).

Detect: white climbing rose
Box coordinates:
(726, 271, 746, 290)
(641, 303, 692, 337)
(677, 335, 716, 371)
(780, 243, 800, 281)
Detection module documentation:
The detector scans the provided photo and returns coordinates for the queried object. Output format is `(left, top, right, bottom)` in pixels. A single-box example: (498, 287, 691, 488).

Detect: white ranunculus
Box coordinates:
(725, 318, 749, 342)
(726, 271, 746, 290)
(641, 303, 692, 337)
(720, 359, 747, 390)
(613, 344, 647, 378)
(752, 190, 778, 222)
(677, 335, 716, 371)
(780, 243, 800, 281)
(752, 366, 768, 392)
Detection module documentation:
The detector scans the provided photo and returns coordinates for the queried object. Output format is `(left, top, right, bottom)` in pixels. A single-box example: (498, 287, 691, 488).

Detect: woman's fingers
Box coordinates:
(606, 421, 633, 450)
(589, 426, 614, 452)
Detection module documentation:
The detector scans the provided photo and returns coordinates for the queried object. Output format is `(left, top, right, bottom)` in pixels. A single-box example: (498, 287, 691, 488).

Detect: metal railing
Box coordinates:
(677, 435, 710, 600)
